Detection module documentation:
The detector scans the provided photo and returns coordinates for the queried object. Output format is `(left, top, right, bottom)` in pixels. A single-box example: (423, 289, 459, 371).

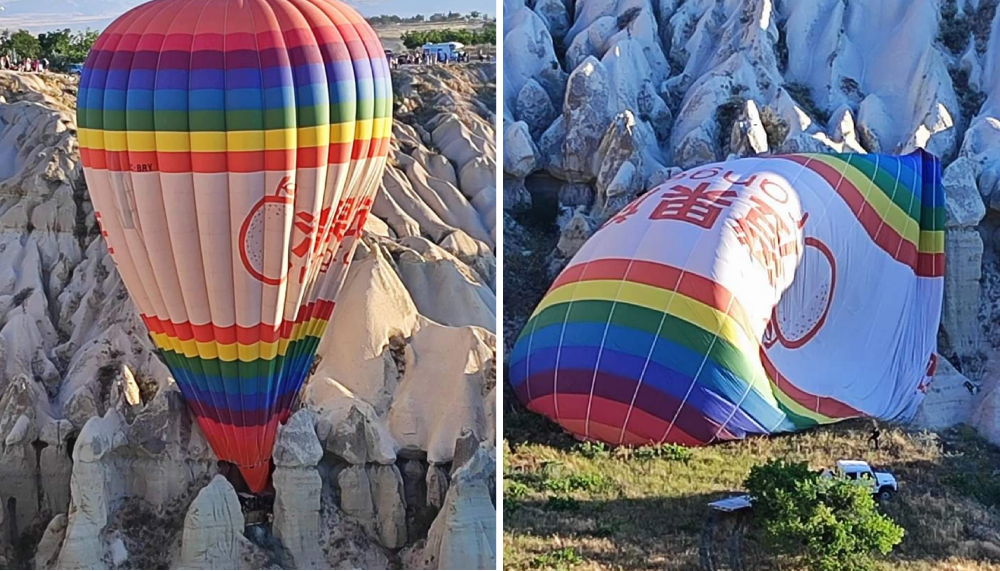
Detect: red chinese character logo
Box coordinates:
(648, 182, 738, 229)
(729, 197, 804, 288)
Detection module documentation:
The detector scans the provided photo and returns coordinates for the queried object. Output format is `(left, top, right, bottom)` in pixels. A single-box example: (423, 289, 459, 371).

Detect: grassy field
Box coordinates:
(503, 393, 1000, 571)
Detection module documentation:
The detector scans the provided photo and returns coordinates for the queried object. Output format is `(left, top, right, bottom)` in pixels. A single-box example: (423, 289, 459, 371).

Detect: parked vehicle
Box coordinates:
(821, 459, 898, 501)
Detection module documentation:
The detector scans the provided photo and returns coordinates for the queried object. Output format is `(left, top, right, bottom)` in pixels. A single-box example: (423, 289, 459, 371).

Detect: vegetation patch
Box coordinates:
(530, 547, 583, 569)
(746, 459, 904, 571)
(950, 66, 987, 120)
(400, 25, 496, 49)
(504, 393, 1000, 571)
(785, 81, 830, 125)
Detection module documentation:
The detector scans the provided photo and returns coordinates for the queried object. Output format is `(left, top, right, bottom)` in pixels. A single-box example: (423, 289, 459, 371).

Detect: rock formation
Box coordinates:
(177, 476, 246, 570)
(0, 60, 496, 568)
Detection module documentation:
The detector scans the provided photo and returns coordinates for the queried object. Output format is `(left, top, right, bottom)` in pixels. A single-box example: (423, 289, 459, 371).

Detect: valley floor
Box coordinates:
(503, 403, 1000, 571)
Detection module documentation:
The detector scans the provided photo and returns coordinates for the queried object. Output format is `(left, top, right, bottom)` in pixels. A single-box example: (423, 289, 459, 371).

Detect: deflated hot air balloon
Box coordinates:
(511, 151, 944, 446)
(78, 0, 392, 491)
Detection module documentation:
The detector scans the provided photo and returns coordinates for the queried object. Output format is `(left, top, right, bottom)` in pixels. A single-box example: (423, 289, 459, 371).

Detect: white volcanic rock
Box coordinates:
(601, 38, 672, 143)
(336, 464, 407, 549)
(502, 120, 539, 179)
(38, 419, 73, 517)
(534, 0, 571, 42)
(516, 79, 557, 138)
(942, 228, 984, 359)
(504, 6, 564, 121)
(784, 0, 959, 157)
(559, 57, 613, 181)
(730, 99, 770, 156)
(272, 410, 324, 570)
(57, 411, 128, 570)
(393, 237, 496, 331)
(313, 243, 420, 412)
(408, 444, 496, 570)
(398, 154, 493, 248)
(388, 321, 495, 464)
(34, 512, 67, 570)
(0, 375, 51, 535)
(305, 379, 396, 465)
(913, 357, 977, 429)
(176, 475, 246, 570)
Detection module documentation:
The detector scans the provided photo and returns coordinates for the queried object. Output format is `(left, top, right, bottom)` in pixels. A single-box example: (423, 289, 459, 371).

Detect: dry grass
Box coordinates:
(503, 404, 1000, 571)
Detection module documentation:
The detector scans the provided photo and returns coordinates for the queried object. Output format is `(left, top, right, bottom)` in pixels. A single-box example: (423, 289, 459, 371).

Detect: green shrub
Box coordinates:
(576, 441, 608, 459)
(745, 459, 904, 571)
(530, 547, 582, 569)
(543, 473, 616, 494)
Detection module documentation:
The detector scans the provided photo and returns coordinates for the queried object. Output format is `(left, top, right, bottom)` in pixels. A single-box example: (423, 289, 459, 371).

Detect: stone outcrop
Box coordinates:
(176, 475, 246, 570)
(272, 410, 324, 570)
(404, 443, 496, 570)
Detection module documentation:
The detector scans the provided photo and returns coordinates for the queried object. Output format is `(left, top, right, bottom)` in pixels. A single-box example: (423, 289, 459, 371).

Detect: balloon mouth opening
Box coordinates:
(219, 460, 273, 494)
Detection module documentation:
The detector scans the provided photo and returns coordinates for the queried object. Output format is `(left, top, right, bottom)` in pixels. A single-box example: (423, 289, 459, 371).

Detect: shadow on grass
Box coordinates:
(504, 492, 736, 571)
(503, 375, 580, 451)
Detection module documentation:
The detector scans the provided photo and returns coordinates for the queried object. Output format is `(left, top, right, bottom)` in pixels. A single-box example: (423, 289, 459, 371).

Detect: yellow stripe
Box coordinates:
(769, 381, 839, 425)
(78, 119, 390, 153)
(919, 228, 945, 253)
(148, 316, 329, 363)
(534, 279, 757, 366)
(810, 154, 946, 253)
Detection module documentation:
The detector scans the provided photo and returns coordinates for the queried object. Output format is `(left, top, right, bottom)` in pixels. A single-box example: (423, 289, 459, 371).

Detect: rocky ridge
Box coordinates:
(0, 62, 496, 570)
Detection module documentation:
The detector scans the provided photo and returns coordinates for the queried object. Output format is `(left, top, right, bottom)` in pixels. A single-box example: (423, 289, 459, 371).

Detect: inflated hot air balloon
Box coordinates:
(78, 0, 392, 491)
(511, 151, 944, 446)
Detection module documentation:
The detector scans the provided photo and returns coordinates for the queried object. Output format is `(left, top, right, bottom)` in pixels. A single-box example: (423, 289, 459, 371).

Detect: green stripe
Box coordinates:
(523, 300, 767, 395)
(774, 398, 820, 429)
(842, 154, 943, 230)
(158, 334, 322, 396)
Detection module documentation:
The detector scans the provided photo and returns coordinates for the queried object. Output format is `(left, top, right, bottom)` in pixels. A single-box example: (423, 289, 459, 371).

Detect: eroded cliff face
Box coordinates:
(0, 62, 496, 569)
(503, 0, 1000, 442)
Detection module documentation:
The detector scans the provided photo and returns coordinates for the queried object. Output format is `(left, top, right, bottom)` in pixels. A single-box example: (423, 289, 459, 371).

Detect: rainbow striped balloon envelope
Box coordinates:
(511, 151, 944, 446)
(78, 0, 392, 491)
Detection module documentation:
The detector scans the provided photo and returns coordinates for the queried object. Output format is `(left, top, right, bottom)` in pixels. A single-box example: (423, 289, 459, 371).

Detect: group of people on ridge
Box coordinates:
(386, 48, 490, 69)
(0, 54, 47, 73)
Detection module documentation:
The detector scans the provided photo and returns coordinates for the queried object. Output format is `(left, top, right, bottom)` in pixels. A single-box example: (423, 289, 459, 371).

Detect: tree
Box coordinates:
(8, 29, 40, 60)
(39, 28, 72, 60)
(400, 26, 496, 49)
(745, 460, 905, 571)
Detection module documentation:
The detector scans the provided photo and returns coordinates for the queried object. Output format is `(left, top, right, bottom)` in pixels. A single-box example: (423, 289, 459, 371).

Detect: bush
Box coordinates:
(530, 547, 582, 569)
(576, 441, 608, 459)
(745, 459, 904, 571)
(400, 25, 496, 49)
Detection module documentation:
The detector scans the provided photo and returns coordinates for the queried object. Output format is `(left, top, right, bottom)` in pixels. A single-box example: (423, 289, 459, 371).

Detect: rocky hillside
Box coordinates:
(502, 0, 1000, 444)
(0, 62, 496, 570)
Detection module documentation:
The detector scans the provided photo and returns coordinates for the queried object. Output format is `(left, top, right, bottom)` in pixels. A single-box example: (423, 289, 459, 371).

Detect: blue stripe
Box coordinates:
(511, 322, 791, 432)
